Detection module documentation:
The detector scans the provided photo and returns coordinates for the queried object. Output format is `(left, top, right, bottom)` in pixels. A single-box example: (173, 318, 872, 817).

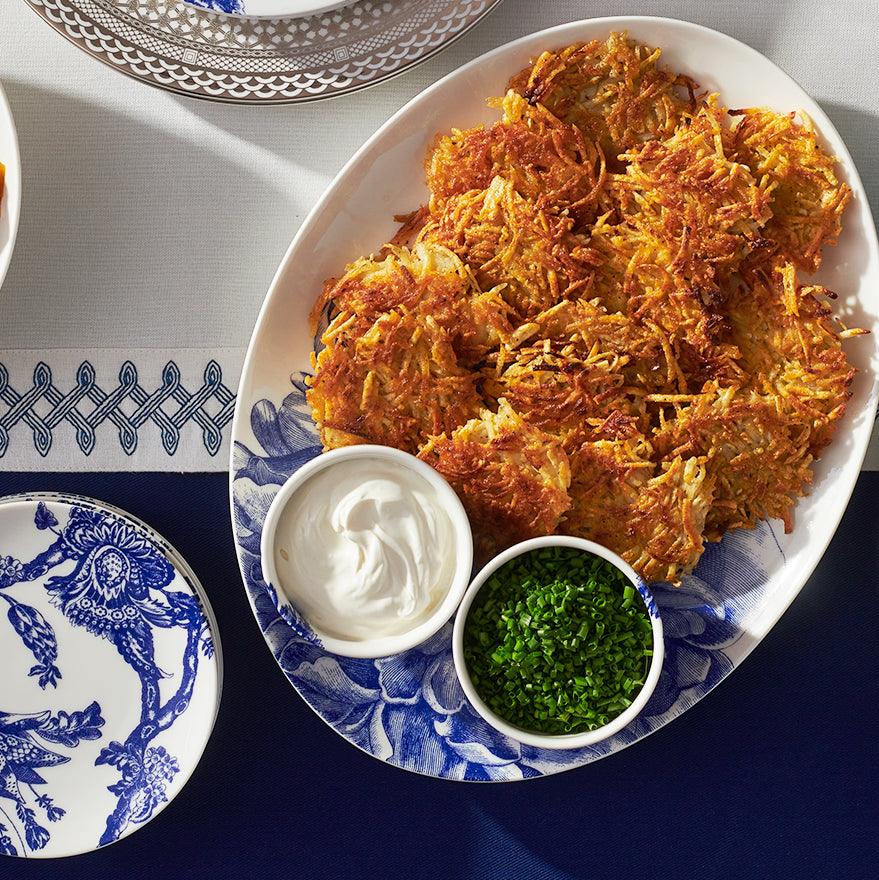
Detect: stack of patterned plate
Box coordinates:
(0, 494, 221, 858)
(24, 0, 503, 104)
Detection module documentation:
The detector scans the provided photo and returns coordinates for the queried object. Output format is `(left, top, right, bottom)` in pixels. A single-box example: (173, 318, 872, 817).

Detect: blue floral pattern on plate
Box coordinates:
(231, 374, 781, 780)
(0, 703, 104, 856)
(184, 0, 244, 13)
(0, 496, 219, 856)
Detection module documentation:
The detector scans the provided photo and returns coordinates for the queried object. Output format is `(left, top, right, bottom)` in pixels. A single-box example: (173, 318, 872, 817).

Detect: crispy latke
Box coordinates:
(426, 91, 606, 224)
(729, 108, 851, 272)
(726, 260, 861, 453)
(651, 384, 813, 537)
(418, 399, 572, 559)
(306, 31, 865, 583)
(508, 32, 698, 163)
(417, 176, 599, 319)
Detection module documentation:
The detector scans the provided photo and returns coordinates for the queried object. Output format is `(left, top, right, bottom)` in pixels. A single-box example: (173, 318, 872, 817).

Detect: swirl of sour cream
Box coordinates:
(273, 459, 456, 640)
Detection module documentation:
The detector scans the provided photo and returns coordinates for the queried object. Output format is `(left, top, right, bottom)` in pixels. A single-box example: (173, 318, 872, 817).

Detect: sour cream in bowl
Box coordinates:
(260, 445, 473, 658)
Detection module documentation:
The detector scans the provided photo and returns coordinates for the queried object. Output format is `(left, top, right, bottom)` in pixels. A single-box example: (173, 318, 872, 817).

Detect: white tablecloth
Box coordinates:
(1, 0, 877, 470)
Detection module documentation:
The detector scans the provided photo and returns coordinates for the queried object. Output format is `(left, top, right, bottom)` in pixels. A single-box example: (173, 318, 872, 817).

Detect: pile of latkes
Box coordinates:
(307, 32, 866, 583)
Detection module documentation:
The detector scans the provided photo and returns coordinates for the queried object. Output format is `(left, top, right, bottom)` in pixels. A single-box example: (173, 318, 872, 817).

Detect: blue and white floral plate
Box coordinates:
(230, 17, 879, 780)
(0, 494, 222, 858)
(184, 0, 347, 20)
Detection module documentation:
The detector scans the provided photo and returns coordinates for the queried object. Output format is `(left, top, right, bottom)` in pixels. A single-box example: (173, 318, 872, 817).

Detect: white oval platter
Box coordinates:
(229, 16, 879, 780)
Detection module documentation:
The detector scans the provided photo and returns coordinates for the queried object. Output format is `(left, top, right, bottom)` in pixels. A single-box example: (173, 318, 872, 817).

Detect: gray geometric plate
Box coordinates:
(23, 0, 504, 104)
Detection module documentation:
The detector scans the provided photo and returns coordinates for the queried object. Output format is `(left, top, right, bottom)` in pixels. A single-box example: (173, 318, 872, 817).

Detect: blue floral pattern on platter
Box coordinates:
(232, 374, 783, 780)
(0, 497, 217, 855)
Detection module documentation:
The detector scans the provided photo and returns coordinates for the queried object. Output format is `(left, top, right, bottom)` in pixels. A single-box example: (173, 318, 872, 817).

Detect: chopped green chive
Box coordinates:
(463, 547, 654, 736)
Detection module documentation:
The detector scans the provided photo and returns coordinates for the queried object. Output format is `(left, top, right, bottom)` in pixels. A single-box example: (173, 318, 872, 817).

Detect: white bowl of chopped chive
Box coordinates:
(452, 536, 664, 750)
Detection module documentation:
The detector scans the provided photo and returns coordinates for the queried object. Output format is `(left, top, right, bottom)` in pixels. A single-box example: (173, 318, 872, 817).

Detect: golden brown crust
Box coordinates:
(426, 92, 606, 225)
(307, 308, 483, 454)
(509, 33, 698, 163)
(418, 400, 572, 561)
(562, 437, 654, 549)
(417, 176, 599, 319)
(651, 385, 813, 537)
(623, 456, 715, 583)
(729, 108, 851, 272)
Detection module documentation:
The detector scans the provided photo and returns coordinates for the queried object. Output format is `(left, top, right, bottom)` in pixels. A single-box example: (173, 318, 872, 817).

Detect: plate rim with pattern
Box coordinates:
(23, 0, 505, 105)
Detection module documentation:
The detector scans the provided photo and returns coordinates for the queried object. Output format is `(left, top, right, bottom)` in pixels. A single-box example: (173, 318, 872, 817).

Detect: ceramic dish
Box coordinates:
(24, 0, 504, 104)
(0, 493, 222, 857)
(452, 536, 664, 750)
(0, 80, 21, 292)
(184, 0, 348, 20)
(260, 445, 473, 658)
(230, 16, 879, 780)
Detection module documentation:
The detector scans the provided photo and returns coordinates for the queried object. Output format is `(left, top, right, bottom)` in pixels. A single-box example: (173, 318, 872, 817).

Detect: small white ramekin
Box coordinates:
(260, 445, 473, 659)
(452, 535, 664, 750)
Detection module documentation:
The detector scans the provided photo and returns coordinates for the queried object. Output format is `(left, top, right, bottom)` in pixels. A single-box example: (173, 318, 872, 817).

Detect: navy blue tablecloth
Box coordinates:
(0, 470, 876, 879)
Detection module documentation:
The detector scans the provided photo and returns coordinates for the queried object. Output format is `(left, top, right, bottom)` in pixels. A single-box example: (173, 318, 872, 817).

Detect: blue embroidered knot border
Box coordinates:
(0, 361, 236, 458)
(0, 357, 875, 465)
